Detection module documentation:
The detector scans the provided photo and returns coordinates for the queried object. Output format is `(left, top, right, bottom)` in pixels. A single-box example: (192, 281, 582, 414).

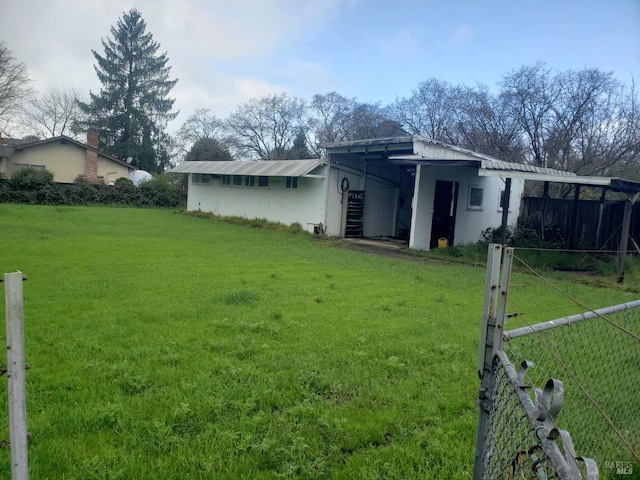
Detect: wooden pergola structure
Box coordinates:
(491, 171, 640, 282)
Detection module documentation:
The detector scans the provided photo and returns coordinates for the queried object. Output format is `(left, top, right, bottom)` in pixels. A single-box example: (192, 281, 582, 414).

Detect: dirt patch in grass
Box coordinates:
(326, 237, 445, 265)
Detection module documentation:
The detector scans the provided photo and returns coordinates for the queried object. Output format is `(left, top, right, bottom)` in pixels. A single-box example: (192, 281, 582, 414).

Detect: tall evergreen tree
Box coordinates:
(80, 9, 177, 173)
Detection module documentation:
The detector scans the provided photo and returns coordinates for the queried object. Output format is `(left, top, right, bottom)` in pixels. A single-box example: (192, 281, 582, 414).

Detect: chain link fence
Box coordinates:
(504, 300, 640, 474)
(474, 245, 639, 480)
(480, 351, 598, 479)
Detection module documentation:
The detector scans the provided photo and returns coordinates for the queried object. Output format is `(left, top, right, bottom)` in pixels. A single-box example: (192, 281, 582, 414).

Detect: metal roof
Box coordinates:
(391, 153, 640, 193)
(168, 159, 326, 177)
(320, 136, 416, 152)
(389, 153, 576, 177)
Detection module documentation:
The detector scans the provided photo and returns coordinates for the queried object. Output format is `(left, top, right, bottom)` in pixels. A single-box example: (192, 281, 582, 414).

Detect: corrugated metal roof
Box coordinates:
(168, 159, 326, 177)
(389, 153, 576, 177)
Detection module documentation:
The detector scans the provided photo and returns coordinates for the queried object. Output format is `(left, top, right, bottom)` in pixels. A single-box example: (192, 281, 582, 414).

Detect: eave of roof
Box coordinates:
(320, 135, 416, 154)
(389, 153, 575, 177)
(168, 159, 326, 177)
(391, 153, 640, 193)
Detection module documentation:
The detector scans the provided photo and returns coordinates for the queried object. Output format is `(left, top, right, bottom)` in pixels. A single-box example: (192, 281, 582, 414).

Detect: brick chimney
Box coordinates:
(85, 129, 99, 183)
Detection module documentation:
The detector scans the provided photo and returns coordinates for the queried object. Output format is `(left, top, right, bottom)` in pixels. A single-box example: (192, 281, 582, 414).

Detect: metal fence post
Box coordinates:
(473, 244, 510, 480)
(4, 271, 29, 480)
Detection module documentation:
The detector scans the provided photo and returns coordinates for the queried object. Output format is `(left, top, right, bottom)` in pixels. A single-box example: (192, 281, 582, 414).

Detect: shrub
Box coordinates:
(115, 177, 134, 186)
(139, 175, 179, 207)
(480, 220, 567, 249)
(10, 168, 54, 190)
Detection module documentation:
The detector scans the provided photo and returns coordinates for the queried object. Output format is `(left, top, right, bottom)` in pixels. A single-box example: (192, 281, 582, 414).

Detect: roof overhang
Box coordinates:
(168, 159, 327, 177)
(320, 136, 415, 155)
(479, 169, 640, 193)
(390, 153, 640, 193)
(389, 153, 575, 178)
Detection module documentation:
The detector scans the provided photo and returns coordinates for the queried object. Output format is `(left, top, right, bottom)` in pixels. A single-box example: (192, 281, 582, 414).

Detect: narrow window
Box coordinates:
(222, 175, 231, 185)
(245, 175, 255, 187)
(285, 177, 298, 189)
(232, 175, 242, 186)
(498, 189, 508, 211)
(258, 176, 269, 188)
(468, 186, 484, 210)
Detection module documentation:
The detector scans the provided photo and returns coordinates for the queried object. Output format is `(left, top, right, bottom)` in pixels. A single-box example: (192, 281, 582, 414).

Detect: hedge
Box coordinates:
(0, 168, 183, 208)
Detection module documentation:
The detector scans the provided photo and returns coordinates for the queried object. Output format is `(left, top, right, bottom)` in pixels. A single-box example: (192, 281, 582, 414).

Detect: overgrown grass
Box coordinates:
(0, 205, 636, 479)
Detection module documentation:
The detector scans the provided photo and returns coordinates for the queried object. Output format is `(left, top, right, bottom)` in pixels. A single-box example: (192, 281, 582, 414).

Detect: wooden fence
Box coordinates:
(519, 197, 640, 251)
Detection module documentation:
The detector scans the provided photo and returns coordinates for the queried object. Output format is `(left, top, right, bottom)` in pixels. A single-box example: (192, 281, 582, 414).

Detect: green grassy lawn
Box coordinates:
(0, 205, 636, 479)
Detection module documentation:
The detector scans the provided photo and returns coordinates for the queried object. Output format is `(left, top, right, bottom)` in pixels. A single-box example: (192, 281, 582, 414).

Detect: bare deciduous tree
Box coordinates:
(226, 92, 308, 160)
(22, 87, 84, 139)
(454, 85, 525, 162)
(176, 108, 227, 157)
(501, 62, 560, 168)
(388, 78, 460, 143)
(309, 92, 357, 146)
(501, 63, 640, 179)
(0, 42, 33, 133)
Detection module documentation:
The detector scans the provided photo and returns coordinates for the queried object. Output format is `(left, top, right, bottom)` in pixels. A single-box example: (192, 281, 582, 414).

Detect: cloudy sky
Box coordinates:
(3, 0, 639, 134)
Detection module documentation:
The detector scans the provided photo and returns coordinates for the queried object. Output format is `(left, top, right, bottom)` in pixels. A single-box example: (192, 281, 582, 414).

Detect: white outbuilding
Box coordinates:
(169, 136, 575, 251)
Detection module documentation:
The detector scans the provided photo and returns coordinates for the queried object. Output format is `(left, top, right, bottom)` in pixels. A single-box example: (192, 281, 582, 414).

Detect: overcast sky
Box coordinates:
(3, 0, 639, 134)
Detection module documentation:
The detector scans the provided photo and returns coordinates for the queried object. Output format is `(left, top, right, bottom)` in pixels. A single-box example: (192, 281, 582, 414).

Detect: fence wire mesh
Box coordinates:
(480, 351, 593, 479)
(504, 301, 640, 471)
(475, 245, 639, 480)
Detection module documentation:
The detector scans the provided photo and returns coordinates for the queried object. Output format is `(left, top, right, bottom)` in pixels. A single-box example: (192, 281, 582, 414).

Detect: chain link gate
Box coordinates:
(471, 244, 640, 480)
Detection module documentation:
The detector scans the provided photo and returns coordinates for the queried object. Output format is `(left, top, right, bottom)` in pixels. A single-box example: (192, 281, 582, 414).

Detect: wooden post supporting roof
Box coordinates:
(537, 181, 549, 255)
(617, 193, 639, 283)
(569, 184, 581, 250)
(596, 188, 607, 249)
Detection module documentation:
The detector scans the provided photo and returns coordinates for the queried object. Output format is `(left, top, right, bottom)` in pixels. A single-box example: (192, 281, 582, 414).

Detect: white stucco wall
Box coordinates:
(409, 165, 524, 250)
(187, 173, 327, 233)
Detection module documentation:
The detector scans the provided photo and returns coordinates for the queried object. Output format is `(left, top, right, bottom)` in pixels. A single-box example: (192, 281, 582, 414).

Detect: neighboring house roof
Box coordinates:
(0, 146, 14, 158)
(169, 159, 326, 177)
(10, 135, 134, 171)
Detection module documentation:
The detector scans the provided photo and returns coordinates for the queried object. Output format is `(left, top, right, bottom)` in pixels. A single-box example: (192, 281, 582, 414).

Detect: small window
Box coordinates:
(192, 173, 211, 184)
(498, 189, 508, 211)
(285, 177, 298, 189)
(245, 176, 255, 187)
(232, 175, 242, 186)
(258, 176, 269, 188)
(14, 163, 45, 173)
(222, 175, 231, 185)
(468, 186, 484, 210)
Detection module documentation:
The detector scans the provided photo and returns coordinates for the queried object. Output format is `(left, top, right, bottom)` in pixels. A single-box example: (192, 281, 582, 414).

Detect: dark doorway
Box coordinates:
(430, 180, 459, 249)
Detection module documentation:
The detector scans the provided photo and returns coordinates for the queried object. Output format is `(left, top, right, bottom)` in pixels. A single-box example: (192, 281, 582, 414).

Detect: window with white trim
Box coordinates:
(467, 185, 484, 210)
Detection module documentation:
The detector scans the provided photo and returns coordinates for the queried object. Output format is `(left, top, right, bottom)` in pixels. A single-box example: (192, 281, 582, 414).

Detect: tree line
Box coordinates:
(1, 9, 638, 180)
